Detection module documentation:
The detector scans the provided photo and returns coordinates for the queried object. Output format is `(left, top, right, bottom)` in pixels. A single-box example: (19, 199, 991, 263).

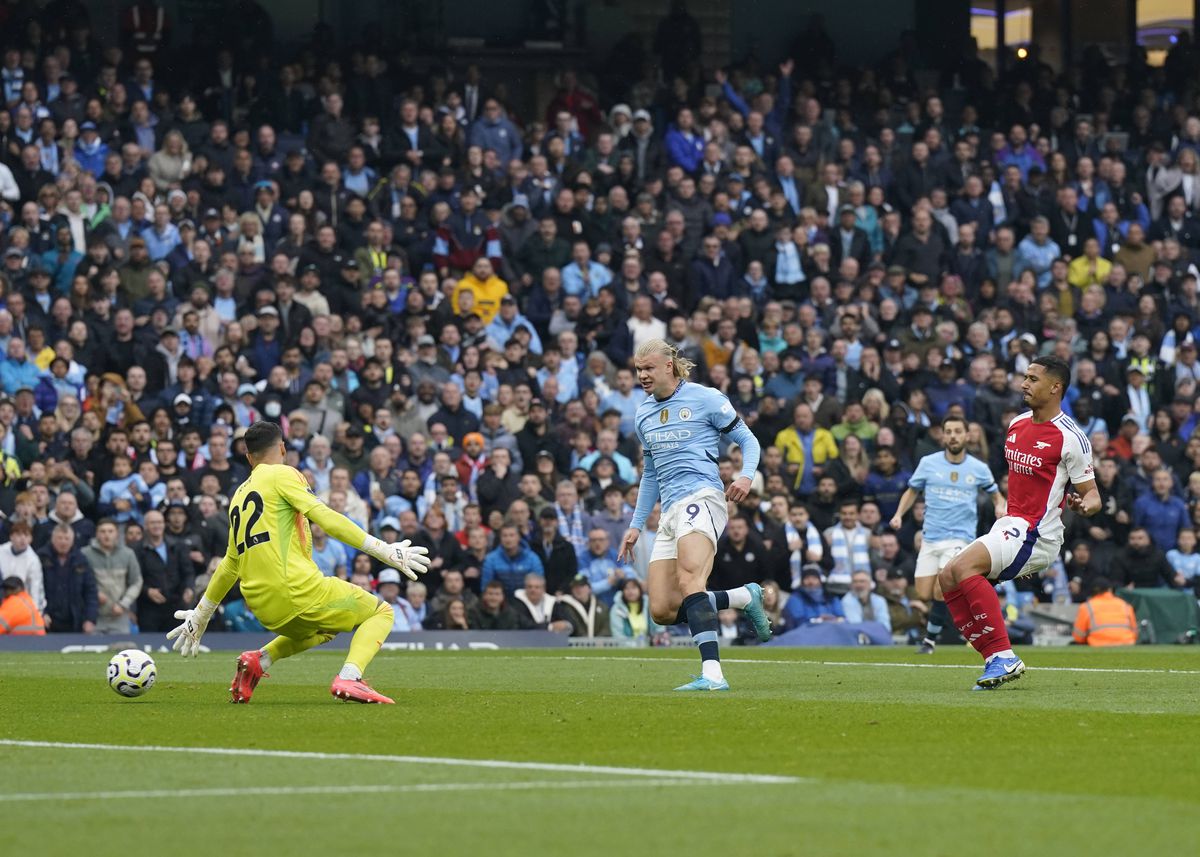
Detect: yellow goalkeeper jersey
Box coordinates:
(223, 463, 328, 629)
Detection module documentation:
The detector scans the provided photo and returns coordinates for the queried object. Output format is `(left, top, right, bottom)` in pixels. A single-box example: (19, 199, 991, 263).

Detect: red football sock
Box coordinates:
(943, 583, 971, 630)
(948, 576, 1012, 660)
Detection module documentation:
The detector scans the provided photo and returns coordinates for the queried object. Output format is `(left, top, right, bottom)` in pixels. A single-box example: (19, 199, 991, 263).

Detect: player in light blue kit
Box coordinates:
(618, 339, 770, 692)
(890, 415, 1006, 654)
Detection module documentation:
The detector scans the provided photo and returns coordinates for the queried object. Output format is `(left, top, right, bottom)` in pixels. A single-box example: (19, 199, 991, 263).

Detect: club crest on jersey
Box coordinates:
(950, 471, 958, 482)
(1034, 440, 1051, 449)
(659, 408, 669, 424)
(679, 407, 692, 420)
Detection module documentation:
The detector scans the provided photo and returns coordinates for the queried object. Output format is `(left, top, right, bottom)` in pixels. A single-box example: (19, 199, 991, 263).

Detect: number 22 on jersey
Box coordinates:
(229, 491, 271, 554)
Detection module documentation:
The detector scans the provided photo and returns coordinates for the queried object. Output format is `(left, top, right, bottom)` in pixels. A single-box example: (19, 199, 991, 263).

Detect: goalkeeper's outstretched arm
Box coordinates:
(270, 468, 431, 579)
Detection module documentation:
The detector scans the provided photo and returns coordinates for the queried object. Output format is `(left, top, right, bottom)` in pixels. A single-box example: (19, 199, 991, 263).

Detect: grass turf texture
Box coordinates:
(1, 647, 1198, 857)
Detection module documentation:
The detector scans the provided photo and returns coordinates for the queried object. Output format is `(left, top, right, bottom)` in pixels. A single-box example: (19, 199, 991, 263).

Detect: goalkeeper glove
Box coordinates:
(362, 536, 432, 580)
(166, 596, 217, 657)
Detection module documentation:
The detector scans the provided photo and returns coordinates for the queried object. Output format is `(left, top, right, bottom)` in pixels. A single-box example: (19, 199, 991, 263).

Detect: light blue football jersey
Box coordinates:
(908, 451, 998, 543)
(633, 381, 738, 516)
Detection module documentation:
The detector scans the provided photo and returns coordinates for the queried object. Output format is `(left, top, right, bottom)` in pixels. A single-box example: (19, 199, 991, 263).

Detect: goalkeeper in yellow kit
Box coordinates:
(166, 421, 431, 704)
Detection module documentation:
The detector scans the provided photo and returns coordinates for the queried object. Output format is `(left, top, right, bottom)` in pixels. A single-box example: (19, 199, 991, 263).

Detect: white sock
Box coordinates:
(338, 663, 362, 681)
(987, 649, 1016, 662)
(701, 659, 724, 683)
(258, 649, 272, 670)
(726, 586, 752, 610)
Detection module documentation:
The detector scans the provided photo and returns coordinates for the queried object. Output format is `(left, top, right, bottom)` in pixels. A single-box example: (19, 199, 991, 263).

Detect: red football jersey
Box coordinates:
(1002, 411, 1093, 541)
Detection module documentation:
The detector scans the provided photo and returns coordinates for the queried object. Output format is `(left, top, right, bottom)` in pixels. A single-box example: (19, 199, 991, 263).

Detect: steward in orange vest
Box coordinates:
(1072, 578, 1138, 646)
(0, 577, 46, 635)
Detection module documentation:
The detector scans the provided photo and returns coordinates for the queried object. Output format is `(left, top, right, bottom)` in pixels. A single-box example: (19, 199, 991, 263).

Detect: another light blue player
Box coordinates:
(890, 415, 1006, 654)
(618, 339, 770, 692)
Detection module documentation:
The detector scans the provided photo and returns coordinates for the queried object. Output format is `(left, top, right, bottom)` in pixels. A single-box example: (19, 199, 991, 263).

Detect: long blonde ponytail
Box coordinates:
(634, 338, 694, 381)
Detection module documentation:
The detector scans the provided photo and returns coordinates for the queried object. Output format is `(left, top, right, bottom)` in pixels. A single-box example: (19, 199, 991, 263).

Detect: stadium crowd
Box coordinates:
(2, 2, 1200, 643)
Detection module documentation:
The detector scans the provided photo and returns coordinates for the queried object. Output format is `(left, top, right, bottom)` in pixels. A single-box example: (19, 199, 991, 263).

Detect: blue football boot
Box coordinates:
(674, 675, 731, 692)
(743, 582, 773, 643)
(975, 655, 1025, 689)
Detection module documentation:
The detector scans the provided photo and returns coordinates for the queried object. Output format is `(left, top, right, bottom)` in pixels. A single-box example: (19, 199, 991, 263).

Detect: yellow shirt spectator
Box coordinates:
(774, 404, 839, 491)
(1067, 239, 1112, 289)
(453, 258, 509, 325)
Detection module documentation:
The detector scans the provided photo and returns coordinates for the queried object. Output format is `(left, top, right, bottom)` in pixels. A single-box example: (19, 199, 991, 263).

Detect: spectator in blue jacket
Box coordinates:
(73, 122, 108, 176)
(578, 528, 628, 604)
(840, 570, 893, 632)
(1015, 216, 1061, 288)
(485, 294, 543, 354)
(0, 338, 41, 395)
(783, 566, 846, 625)
(1132, 469, 1191, 551)
(140, 203, 181, 262)
(664, 107, 704, 173)
(39, 225, 83, 294)
(97, 454, 144, 524)
(467, 99, 523, 166)
(481, 524, 544, 597)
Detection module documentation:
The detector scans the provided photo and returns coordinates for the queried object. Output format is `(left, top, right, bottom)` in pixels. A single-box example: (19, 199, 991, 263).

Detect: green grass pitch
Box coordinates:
(1, 647, 1198, 857)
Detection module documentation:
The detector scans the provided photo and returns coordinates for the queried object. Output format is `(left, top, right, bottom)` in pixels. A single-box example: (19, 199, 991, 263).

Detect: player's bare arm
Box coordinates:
(1065, 479, 1100, 516)
(890, 487, 920, 531)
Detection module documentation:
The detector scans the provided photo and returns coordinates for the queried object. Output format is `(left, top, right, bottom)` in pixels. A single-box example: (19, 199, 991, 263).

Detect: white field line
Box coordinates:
(0, 739, 802, 785)
(35, 656, 1200, 676)
(542, 655, 1200, 676)
(0, 778, 725, 803)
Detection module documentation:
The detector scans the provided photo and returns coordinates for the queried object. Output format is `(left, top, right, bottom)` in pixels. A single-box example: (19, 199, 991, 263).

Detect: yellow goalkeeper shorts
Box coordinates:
(270, 576, 383, 640)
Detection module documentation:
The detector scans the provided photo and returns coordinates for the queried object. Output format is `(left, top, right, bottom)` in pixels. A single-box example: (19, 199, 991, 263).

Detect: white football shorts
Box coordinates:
(914, 538, 970, 579)
(977, 515, 1060, 581)
(650, 487, 729, 562)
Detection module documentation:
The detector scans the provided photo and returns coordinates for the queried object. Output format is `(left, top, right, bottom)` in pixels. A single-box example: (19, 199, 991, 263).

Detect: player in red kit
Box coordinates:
(938, 356, 1100, 688)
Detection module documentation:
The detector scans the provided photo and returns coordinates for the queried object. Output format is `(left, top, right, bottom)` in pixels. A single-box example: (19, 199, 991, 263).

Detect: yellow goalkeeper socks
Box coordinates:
(343, 601, 394, 679)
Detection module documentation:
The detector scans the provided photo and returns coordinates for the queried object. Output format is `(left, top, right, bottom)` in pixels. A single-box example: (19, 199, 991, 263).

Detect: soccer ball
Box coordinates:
(107, 649, 157, 698)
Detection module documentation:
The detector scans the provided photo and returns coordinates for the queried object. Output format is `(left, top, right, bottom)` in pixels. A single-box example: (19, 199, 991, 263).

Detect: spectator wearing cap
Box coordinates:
(618, 108, 664, 183)
(926, 357, 976, 418)
(408, 336, 452, 388)
(297, 380, 340, 440)
(550, 573, 611, 637)
(831, 203, 871, 269)
(784, 565, 845, 626)
(485, 293, 543, 355)
(74, 120, 109, 176)
(118, 236, 154, 303)
(248, 306, 283, 379)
